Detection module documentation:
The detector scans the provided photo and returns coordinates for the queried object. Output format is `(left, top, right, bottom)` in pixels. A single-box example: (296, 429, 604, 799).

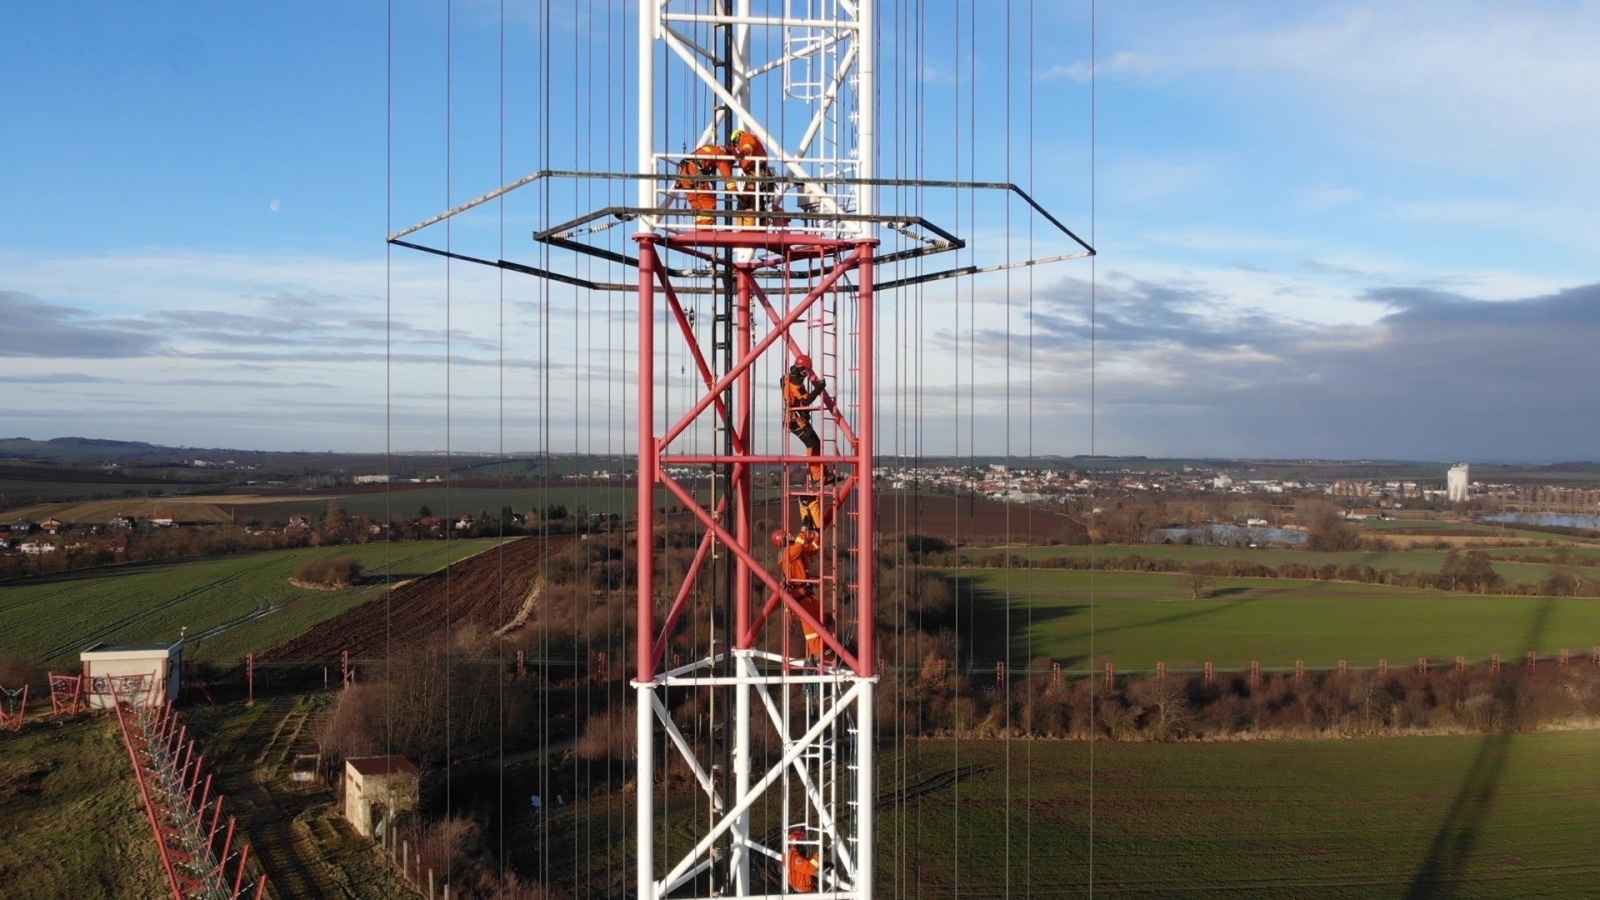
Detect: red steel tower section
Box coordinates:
(634, 224, 878, 898)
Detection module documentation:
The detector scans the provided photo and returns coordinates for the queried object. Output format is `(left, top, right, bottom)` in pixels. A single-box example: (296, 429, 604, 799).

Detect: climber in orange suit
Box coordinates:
(786, 828, 821, 892)
(730, 128, 777, 226)
(774, 527, 831, 661)
(674, 144, 734, 225)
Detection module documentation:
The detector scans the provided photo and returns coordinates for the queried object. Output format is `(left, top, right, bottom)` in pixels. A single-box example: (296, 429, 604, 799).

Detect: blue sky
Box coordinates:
(2, 1, 1595, 461)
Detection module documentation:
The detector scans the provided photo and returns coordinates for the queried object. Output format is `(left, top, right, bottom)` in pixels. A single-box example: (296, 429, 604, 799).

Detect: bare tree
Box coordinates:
(1184, 571, 1216, 600)
(1129, 677, 1193, 740)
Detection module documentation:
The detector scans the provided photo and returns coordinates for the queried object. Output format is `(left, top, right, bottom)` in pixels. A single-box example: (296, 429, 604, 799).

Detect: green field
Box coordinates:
(0, 716, 166, 898)
(228, 486, 643, 521)
(1362, 517, 1574, 540)
(952, 568, 1600, 670)
(214, 484, 781, 523)
(1492, 545, 1600, 565)
(989, 544, 1593, 586)
(880, 731, 1600, 897)
(0, 538, 510, 666)
(464, 727, 1600, 896)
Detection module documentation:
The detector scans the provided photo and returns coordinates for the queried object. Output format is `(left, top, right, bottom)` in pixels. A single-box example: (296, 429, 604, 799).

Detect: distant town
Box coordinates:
(3, 434, 1597, 572)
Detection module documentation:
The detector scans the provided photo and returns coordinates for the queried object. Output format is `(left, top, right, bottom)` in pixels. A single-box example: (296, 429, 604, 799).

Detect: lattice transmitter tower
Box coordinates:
(388, 2, 1091, 896)
(632, 3, 879, 896)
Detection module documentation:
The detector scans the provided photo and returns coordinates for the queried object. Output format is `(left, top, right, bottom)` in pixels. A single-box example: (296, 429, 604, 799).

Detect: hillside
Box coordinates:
(262, 533, 575, 660)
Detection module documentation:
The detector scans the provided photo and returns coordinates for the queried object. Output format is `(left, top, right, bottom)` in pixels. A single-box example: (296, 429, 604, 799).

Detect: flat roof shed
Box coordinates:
(343, 755, 420, 840)
(79, 641, 183, 709)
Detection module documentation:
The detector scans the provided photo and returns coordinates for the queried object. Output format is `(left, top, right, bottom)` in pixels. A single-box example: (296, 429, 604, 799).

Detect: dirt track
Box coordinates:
(263, 534, 574, 661)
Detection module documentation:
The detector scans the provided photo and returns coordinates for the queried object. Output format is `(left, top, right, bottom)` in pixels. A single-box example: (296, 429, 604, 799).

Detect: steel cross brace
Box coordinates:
(658, 471, 859, 673)
(749, 675, 858, 881)
(655, 242, 866, 448)
(649, 497, 726, 675)
(657, 681, 867, 896)
(746, 273, 861, 449)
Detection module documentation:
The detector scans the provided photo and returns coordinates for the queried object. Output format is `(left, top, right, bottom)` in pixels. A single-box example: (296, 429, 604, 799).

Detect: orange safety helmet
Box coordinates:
(793, 354, 811, 370)
(771, 529, 788, 548)
(789, 828, 806, 841)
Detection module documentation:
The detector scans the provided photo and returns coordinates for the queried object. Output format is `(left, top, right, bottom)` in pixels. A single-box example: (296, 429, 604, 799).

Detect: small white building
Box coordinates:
(80, 641, 184, 709)
(343, 755, 420, 840)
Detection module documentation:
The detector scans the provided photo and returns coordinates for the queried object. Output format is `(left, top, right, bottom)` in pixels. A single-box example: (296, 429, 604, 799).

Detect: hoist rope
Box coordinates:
(1088, 0, 1100, 893)
(443, 1, 455, 886)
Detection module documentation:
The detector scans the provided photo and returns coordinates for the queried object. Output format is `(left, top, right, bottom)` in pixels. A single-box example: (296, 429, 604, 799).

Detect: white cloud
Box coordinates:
(1300, 185, 1362, 213)
(1097, 2, 1600, 177)
(1037, 51, 1159, 83)
(1142, 227, 1308, 254)
(0, 247, 610, 452)
(1100, 155, 1219, 204)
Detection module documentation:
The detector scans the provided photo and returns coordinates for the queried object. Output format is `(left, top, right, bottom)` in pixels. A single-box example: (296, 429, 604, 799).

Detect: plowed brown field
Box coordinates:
(877, 490, 1087, 543)
(262, 534, 573, 660)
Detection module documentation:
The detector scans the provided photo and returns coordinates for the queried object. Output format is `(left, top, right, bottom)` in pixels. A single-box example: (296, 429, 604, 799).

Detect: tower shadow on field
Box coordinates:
(1404, 597, 1552, 899)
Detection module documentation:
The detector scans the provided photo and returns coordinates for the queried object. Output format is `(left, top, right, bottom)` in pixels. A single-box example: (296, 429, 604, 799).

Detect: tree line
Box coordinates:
(925, 549, 1598, 597)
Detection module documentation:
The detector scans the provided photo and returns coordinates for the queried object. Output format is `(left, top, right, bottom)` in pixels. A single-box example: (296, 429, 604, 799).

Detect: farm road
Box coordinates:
(210, 695, 412, 900)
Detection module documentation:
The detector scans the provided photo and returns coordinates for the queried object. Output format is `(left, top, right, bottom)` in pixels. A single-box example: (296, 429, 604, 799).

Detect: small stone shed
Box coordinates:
(79, 641, 184, 709)
(342, 754, 420, 840)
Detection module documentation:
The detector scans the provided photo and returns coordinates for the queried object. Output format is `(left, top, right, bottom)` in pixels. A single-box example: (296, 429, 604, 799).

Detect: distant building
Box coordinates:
(1447, 463, 1470, 503)
(1213, 474, 1233, 490)
(353, 474, 391, 484)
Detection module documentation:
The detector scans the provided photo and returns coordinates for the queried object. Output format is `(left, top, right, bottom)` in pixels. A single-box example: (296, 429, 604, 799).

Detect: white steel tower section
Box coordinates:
(636, 0, 875, 234)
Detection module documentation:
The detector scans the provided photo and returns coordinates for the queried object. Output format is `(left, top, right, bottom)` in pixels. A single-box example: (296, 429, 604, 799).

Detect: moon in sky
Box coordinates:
(269, 198, 281, 213)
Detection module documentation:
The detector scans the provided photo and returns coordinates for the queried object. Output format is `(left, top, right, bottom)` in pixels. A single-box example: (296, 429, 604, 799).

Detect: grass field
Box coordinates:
(466, 726, 1600, 897)
(0, 538, 511, 667)
(1361, 517, 1574, 541)
(988, 544, 1591, 586)
(0, 716, 166, 899)
(880, 730, 1600, 897)
(225, 486, 653, 522)
(8, 483, 780, 525)
(951, 567, 1600, 670)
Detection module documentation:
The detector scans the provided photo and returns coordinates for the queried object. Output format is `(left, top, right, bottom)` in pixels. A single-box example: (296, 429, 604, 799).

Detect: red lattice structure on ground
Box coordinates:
(0, 684, 27, 732)
(49, 671, 83, 718)
(106, 674, 267, 899)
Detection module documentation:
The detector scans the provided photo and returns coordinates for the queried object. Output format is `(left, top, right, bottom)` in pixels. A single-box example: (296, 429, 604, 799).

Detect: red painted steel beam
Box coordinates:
(233, 840, 252, 897)
(658, 471, 859, 672)
(747, 276, 862, 449)
(854, 244, 877, 675)
(660, 453, 857, 465)
(735, 270, 755, 646)
(650, 500, 724, 671)
(635, 237, 660, 681)
(658, 244, 864, 448)
(661, 267, 738, 437)
(663, 230, 855, 253)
